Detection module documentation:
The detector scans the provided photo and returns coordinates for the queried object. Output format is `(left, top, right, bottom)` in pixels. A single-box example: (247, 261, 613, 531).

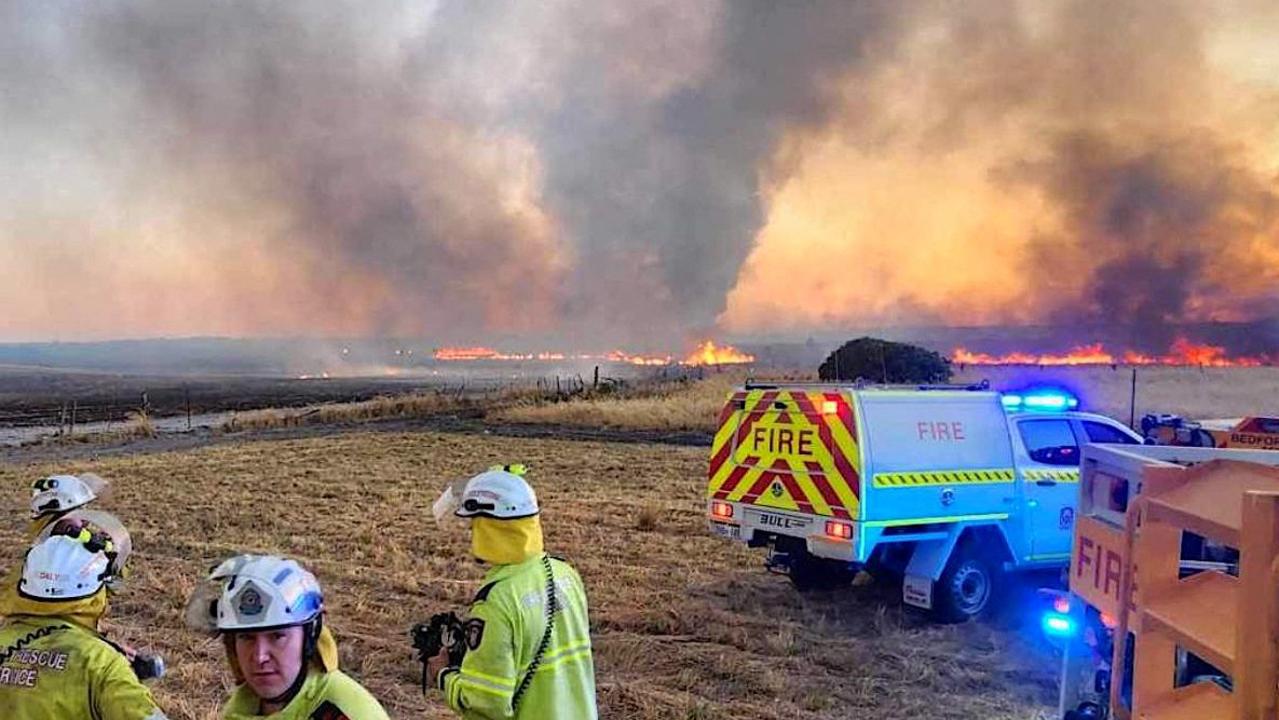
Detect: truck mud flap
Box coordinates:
(903, 574, 933, 610)
(901, 526, 964, 610)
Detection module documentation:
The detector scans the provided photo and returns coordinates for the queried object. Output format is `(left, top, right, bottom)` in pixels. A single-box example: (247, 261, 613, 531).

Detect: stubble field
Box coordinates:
(5, 364, 1274, 718)
(0, 430, 1054, 720)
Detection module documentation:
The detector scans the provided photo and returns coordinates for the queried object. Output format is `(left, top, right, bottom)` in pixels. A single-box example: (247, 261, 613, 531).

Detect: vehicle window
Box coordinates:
(1250, 417, 1279, 434)
(1018, 419, 1080, 466)
(1083, 421, 1140, 445)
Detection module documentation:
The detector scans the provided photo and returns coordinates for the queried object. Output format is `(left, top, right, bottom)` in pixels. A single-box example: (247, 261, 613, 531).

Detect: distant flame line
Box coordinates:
(952, 338, 1270, 367)
(432, 340, 754, 366)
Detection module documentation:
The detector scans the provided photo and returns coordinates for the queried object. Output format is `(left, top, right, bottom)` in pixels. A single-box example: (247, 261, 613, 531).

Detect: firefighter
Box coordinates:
(426, 465, 597, 719)
(186, 554, 389, 719)
(0, 512, 168, 719)
(28, 473, 108, 538)
(3, 473, 111, 619)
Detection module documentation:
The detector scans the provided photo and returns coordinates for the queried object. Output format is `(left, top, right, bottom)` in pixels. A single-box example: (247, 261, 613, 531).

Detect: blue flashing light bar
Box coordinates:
(1041, 612, 1077, 639)
(1002, 390, 1079, 412)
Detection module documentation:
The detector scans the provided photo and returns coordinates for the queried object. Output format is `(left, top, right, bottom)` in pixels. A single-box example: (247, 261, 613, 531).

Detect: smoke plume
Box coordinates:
(722, 0, 1279, 352)
(3, 1, 1279, 353)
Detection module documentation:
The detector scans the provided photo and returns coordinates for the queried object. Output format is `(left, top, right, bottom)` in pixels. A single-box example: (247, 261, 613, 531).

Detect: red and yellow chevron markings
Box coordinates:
(707, 389, 861, 519)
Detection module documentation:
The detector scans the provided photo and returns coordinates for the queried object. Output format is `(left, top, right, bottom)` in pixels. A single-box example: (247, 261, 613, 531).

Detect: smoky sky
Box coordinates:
(1011, 130, 1279, 350)
(0, 1, 909, 347)
(3, 0, 1279, 351)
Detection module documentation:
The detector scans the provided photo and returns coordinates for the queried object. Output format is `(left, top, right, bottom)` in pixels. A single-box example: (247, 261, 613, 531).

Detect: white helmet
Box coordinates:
(19, 511, 129, 603)
(185, 555, 325, 633)
(35, 509, 132, 579)
(454, 465, 539, 520)
(30, 473, 107, 518)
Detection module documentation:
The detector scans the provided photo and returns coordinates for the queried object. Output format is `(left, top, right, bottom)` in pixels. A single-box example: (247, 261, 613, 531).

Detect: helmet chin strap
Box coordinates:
(261, 618, 323, 709)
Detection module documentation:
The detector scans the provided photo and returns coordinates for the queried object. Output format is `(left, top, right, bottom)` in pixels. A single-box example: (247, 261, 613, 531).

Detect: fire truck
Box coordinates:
(705, 381, 1142, 622)
(1140, 414, 1279, 450)
(1043, 444, 1279, 719)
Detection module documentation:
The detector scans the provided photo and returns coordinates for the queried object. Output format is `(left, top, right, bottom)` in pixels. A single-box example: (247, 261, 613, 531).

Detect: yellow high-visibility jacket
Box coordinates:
(0, 615, 167, 720)
(439, 553, 596, 720)
(222, 667, 389, 719)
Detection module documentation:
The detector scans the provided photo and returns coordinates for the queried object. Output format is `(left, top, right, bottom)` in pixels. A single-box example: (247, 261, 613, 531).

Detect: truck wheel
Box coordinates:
(932, 544, 998, 623)
(788, 553, 855, 592)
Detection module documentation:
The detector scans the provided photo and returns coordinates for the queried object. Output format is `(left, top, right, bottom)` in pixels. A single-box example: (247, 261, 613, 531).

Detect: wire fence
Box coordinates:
(0, 365, 710, 436)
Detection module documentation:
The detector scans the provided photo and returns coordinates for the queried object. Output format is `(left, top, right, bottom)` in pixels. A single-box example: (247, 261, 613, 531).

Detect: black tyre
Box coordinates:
(931, 543, 1000, 623)
(788, 553, 856, 592)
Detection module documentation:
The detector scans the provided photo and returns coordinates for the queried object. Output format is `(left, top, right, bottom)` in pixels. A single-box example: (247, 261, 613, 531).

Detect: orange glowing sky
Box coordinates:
(722, 2, 1279, 335)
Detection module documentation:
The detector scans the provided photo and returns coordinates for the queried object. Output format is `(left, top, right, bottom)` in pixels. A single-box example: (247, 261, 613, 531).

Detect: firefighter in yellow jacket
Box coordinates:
(2, 473, 111, 619)
(186, 553, 389, 719)
(426, 466, 597, 719)
(0, 511, 168, 719)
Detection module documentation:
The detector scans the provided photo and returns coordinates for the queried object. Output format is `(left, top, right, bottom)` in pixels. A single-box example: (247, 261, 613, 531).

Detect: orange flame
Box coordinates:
(952, 338, 1270, 367)
(604, 350, 675, 366)
(432, 345, 673, 365)
(430, 340, 753, 366)
(432, 346, 532, 361)
(682, 340, 755, 366)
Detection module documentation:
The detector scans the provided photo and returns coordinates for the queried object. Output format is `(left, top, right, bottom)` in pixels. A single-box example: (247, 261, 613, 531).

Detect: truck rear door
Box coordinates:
(707, 387, 861, 522)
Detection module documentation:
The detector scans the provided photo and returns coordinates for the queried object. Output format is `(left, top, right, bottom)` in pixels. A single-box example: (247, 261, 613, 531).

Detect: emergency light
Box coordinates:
(1041, 595, 1078, 639)
(1001, 390, 1079, 412)
(1042, 612, 1077, 638)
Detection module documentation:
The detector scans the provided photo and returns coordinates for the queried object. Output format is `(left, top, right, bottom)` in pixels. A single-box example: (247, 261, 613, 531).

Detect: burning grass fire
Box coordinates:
(952, 338, 1271, 367)
(431, 340, 754, 366)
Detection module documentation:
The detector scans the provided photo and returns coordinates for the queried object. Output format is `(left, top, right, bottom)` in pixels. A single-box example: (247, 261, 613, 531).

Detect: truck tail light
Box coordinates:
(710, 501, 734, 520)
(825, 520, 853, 540)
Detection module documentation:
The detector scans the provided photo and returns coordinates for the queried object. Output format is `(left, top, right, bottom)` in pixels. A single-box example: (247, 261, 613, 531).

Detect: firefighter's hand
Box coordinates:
(426, 647, 451, 689)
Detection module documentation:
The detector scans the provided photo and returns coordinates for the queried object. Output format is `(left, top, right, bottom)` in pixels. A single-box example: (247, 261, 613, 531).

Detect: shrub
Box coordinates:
(818, 337, 952, 383)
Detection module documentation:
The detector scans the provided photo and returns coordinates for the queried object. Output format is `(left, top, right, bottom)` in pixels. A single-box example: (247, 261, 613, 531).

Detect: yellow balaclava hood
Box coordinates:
(0, 565, 109, 631)
(472, 515, 544, 565)
(223, 623, 340, 681)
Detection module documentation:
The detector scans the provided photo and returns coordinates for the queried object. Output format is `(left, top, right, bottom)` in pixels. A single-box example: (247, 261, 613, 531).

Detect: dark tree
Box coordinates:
(818, 337, 952, 383)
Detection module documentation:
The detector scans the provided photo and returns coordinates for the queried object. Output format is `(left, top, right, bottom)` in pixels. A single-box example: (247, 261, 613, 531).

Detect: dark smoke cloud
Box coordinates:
(0, 1, 910, 347)
(79, 1, 568, 337)
(1011, 130, 1279, 350)
(524, 2, 904, 346)
(734, 0, 1279, 353)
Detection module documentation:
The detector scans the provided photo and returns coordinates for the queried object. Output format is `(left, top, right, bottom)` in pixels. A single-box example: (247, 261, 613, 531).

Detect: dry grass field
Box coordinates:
(0, 431, 1054, 720)
(493, 375, 743, 433)
(953, 365, 1279, 422)
(4, 364, 1273, 718)
(493, 365, 1279, 434)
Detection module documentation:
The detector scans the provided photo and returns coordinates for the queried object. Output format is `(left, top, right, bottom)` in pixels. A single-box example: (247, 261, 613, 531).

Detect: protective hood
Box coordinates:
(222, 624, 340, 681)
(472, 515, 544, 565)
(0, 568, 108, 631)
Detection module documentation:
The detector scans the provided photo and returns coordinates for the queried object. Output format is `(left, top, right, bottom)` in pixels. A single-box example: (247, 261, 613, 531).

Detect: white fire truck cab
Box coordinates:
(706, 381, 1142, 622)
